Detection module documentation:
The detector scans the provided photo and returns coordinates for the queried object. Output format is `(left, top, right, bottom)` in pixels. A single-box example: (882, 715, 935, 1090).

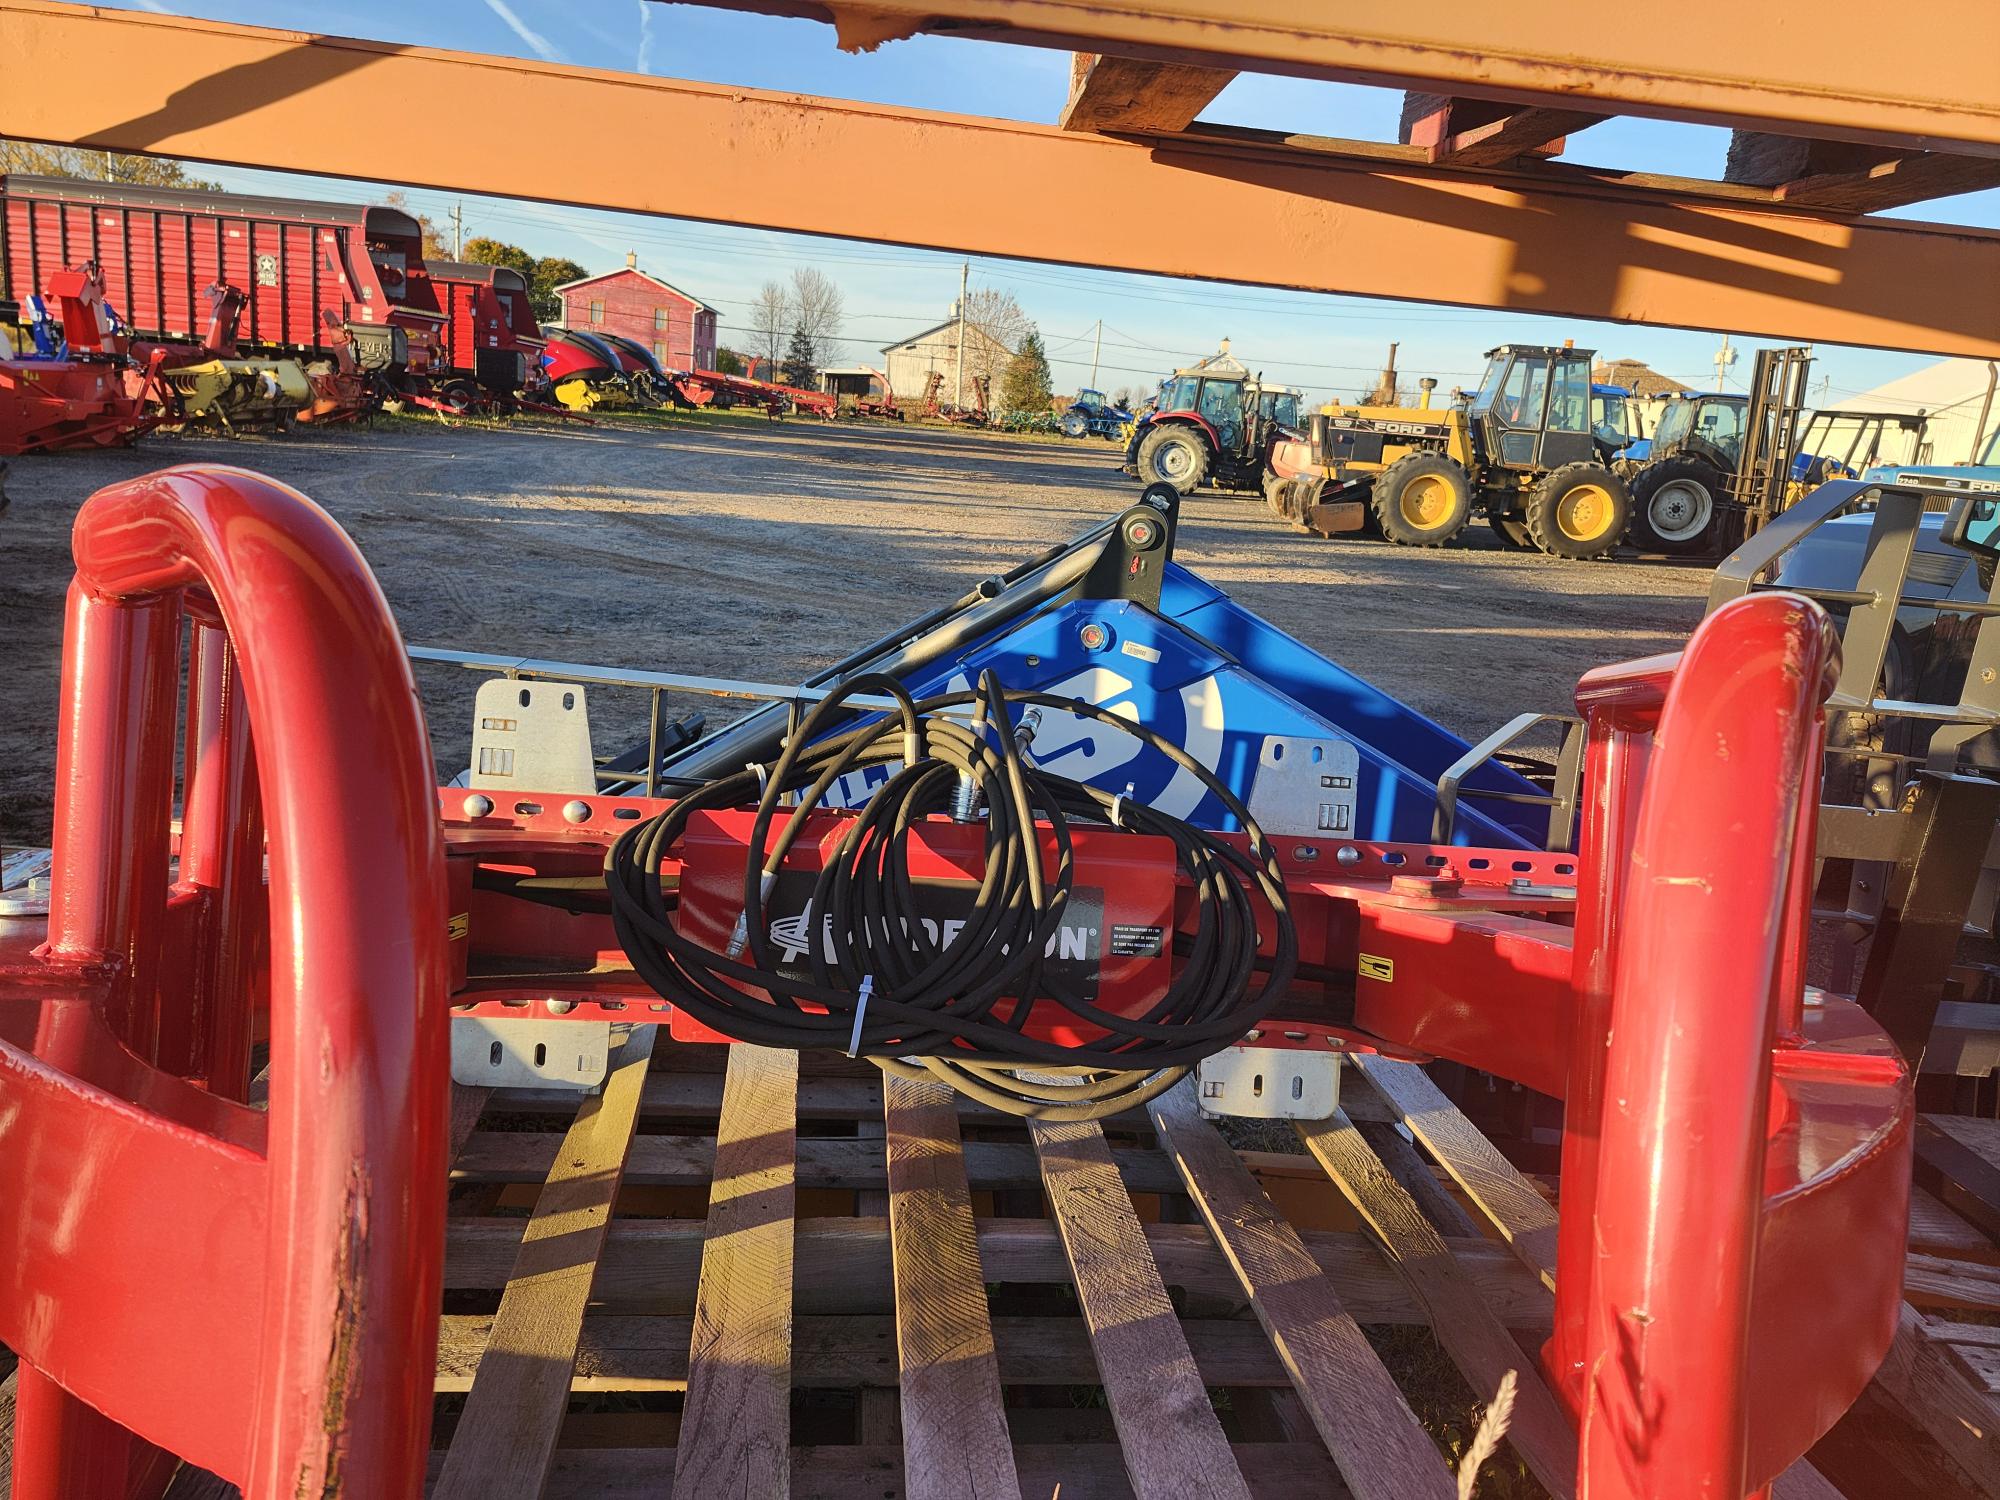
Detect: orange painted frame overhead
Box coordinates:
(3, 1, 1998, 355)
(721, 0, 2000, 154)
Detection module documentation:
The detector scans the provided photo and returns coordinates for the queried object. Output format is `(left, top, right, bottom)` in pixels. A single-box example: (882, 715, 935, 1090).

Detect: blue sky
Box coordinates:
(91, 0, 2000, 409)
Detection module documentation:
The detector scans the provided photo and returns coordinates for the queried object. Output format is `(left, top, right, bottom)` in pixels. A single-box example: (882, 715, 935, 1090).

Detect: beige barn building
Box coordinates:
(883, 304, 1016, 404)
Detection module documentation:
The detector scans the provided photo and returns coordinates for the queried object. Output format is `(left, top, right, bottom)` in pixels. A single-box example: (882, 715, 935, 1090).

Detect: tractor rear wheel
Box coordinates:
(1062, 411, 1089, 438)
(1526, 462, 1630, 559)
(1628, 457, 1725, 555)
(1371, 452, 1473, 547)
(1488, 512, 1532, 549)
(1137, 424, 1212, 494)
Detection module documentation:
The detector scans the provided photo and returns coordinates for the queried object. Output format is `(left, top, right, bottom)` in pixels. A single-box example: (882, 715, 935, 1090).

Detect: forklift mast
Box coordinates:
(1732, 346, 1814, 536)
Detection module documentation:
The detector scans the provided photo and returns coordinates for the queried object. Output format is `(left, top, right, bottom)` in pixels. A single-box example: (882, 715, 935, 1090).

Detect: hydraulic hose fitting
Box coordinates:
(950, 768, 981, 822)
(952, 691, 992, 822)
(725, 869, 780, 958)
(1014, 707, 1043, 755)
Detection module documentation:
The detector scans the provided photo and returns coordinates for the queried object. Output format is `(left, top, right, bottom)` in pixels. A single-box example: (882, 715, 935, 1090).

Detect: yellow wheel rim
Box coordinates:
(1557, 482, 1613, 542)
(1399, 474, 1453, 530)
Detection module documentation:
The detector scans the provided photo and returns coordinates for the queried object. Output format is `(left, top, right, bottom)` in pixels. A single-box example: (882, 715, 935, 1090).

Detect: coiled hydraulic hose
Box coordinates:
(604, 671, 1297, 1120)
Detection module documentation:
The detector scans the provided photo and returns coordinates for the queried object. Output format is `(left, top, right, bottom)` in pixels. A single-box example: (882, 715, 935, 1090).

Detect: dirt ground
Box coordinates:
(0, 414, 1711, 844)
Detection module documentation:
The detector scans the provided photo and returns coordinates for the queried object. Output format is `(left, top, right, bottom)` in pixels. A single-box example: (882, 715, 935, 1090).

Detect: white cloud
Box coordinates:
(483, 0, 564, 63)
(635, 0, 657, 74)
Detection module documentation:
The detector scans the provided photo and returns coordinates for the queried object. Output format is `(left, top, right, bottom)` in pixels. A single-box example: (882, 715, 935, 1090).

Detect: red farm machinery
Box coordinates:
(1, 174, 451, 425)
(425, 261, 548, 412)
(0, 263, 168, 455)
(1123, 356, 1306, 496)
(3, 456, 1988, 1499)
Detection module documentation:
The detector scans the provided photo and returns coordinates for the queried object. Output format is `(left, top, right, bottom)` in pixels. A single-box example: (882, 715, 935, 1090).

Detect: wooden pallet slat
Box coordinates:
(1029, 1113, 1254, 1500)
(884, 1075, 1021, 1500)
(1348, 1060, 1844, 1500)
(433, 1025, 656, 1500)
(1286, 1101, 1568, 1498)
(1876, 1304, 2000, 1495)
(1147, 1086, 1456, 1500)
(1349, 1054, 1559, 1285)
(673, 1042, 801, 1499)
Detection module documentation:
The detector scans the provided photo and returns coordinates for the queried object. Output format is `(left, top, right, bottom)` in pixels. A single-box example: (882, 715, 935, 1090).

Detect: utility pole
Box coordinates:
(1090, 319, 1102, 389)
(450, 202, 464, 259)
(953, 261, 968, 409)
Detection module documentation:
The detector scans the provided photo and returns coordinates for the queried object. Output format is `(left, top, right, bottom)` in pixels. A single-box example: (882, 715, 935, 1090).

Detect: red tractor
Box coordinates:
(1122, 366, 1303, 495)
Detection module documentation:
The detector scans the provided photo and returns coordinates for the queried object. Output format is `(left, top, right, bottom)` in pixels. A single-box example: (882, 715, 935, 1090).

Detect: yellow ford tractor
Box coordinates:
(1267, 343, 1631, 558)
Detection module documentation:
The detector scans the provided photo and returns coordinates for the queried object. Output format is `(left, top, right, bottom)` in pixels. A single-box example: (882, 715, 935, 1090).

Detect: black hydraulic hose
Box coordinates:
(604, 672, 1297, 1120)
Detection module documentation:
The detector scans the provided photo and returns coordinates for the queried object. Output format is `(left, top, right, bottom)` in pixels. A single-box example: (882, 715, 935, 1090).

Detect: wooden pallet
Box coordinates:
(14, 1047, 2000, 1497)
(421, 1039, 1587, 1500)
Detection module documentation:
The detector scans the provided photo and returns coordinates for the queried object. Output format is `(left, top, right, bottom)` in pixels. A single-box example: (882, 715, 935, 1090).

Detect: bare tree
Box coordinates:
(0, 140, 217, 190)
(789, 267, 845, 362)
(750, 280, 792, 378)
(959, 287, 1028, 390)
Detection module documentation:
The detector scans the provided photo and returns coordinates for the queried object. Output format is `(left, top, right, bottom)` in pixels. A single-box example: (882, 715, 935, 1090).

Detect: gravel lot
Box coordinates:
(0, 414, 1711, 843)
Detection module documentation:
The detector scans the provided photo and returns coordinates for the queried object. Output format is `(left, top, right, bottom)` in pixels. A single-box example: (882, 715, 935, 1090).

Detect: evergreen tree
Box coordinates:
(713, 348, 746, 376)
(1000, 327, 1053, 415)
(783, 326, 817, 388)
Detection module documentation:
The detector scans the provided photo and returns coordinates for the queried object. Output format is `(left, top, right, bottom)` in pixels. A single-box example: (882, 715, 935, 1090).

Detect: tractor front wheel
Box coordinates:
(1061, 411, 1089, 438)
(1371, 452, 1473, 547)
(1137, 424, 1212, 494)
(1526, 462, 1630, 559)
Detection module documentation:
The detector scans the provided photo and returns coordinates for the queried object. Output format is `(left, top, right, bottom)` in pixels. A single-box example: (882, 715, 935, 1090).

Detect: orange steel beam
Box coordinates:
(698, 0, 2000, 156)
(5, 2, 1999, 357)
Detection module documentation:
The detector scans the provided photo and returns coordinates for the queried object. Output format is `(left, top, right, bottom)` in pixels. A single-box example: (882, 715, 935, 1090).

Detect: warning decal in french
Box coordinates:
(1109, 924, 1166, 959)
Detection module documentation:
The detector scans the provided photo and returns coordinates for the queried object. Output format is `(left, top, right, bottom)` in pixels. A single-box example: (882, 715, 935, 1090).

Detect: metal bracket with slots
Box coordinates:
(1196, 1044, 1341, 1121)
(451, 1016, 616, 1090)
(469, 678, 597, 795)
(1247, 735, 1358, 839)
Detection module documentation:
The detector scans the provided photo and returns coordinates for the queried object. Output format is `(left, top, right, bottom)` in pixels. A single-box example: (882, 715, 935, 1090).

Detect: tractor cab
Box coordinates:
(1590, 382, 1640, 457)
(1649, 391, 1749, 471)
(1463, 344, 1603, 472)
(1254, 384, 1303, 430)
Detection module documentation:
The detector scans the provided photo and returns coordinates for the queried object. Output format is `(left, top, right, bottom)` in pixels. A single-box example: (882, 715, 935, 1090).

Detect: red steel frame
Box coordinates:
(0, 469, 1915, 1498)
(0, 467, 448, 1499)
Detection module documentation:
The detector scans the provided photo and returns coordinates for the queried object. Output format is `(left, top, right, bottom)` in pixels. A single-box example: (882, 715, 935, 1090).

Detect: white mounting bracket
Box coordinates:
(1196, 1045, 1341, 1121)
(1247, 735, 1358, 839)
(451, 1015, 614, 1090)
(470, 678, 597, 796)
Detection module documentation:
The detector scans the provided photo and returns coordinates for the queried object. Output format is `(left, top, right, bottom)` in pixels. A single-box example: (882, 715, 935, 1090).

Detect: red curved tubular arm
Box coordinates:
(1577, 592, 1841, 1499)
(3, 465, 448, 1498)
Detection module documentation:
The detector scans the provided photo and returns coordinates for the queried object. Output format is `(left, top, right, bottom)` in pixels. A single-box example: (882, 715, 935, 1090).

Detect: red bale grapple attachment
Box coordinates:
(0, 467, 1912, 1499)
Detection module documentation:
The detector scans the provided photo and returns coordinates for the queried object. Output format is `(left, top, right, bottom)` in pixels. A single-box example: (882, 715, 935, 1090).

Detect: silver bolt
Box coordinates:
(546, 999, 574, 1015)
(561, 799, 591, 824)
(1335, 845, 1362, 866)
(461, 792, 494, 818)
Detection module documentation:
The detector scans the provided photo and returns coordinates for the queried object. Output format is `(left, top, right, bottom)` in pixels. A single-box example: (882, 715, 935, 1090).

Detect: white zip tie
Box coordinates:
(847, 974, 875, 1058)
(747, 760, 769, 797)
(1110, 781, 1136, 829)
